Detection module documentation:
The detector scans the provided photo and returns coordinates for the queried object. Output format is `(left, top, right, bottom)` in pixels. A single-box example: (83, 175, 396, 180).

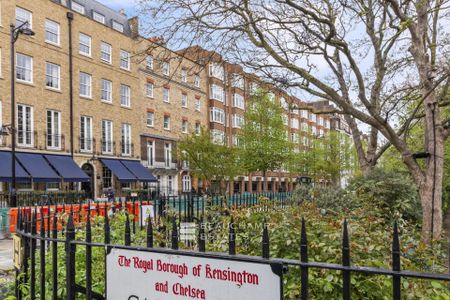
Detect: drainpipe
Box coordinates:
(67, 12, 74, 158)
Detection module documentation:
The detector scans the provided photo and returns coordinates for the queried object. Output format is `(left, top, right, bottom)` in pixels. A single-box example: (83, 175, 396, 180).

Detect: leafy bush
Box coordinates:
(347, 168, 421, 223)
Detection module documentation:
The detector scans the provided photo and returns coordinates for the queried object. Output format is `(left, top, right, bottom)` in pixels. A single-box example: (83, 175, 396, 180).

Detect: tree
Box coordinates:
(237, 89, 292, 191)
(139, 0, 450, 242)
(178, 128, 241, 195)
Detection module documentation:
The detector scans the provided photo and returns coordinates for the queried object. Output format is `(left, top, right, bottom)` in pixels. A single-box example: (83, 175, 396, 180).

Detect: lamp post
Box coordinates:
(9, 22, 35, 207)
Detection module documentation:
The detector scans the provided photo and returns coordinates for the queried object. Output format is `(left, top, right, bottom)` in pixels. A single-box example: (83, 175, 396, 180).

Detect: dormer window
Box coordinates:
(93, 12, 105, 24)
(72, 2, 85, 14)
(112, 21, 124, 32)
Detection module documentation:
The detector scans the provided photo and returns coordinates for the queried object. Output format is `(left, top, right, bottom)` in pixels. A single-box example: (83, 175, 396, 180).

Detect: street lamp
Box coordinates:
(10, 22, 35, 207)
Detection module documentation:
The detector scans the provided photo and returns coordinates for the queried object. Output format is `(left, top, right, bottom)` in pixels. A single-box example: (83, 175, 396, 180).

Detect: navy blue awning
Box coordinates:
(44, 155, 90, 182)
(121, 160, 158, 182)
(0, 151, 31, 182)
(100, 159, 137, 183)
(16, 153, 60, 182)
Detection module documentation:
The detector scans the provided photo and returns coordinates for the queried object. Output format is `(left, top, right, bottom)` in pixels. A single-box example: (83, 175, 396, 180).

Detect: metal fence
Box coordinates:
(13, 204, 450, 300)
(0, 191, 87, 208)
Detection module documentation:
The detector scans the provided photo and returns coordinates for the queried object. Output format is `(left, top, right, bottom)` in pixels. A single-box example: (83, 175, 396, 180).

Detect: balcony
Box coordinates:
(79, 137, 95, 154)
(16, 130, 37, 149)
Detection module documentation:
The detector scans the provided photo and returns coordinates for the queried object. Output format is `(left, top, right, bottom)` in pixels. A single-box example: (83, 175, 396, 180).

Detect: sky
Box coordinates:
(96, 0, 138, 16)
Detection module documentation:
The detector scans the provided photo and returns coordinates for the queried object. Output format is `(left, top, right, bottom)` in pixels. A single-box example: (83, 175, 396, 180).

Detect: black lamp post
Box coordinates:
(10, 22, 35, 207)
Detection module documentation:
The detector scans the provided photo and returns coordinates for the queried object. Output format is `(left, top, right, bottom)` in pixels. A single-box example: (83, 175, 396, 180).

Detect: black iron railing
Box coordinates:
(13, 206, 450, 300)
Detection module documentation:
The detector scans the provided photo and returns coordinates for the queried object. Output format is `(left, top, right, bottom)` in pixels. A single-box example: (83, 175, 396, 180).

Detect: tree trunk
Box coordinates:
(263, 170, 268, 192)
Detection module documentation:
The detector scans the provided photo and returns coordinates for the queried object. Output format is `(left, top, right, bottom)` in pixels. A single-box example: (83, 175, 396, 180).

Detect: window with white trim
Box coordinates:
(168, 175, 173, 194)
(231, 74, 244, 89)
(163, 88, 170, 103)
(291, 118, 299, 129)
(45, 63, 60, 90)
(301, 110, 308, 118)
(164, 143, 172, 168)
(101, 42, 112, 64)
(211, 129, 225, 145)
(163, 116, 170, 130)
(147, 141, 155, 167)
(233, 94, 244, 109)
(112, 21, 124, 32)
(162, 61, 170, 76)
(16, 7, 32, 29)
(182, 175, 191, 192)
(210, 84, 224, 102)
(121, 123, 131, 156)
(232, 114, 244, 128)
(195, 98, 201, 111)
(291, 132, 299, 144)
(16, 53, 33, 83)
(79, 72, 92, 97)
(102, 120, 113, 154)
(209, 63, 224, 80)
(311, 113, 317, 123)
(195, 123, 201, 135)
(233, 135, 241, 147)
(101, 79, 112, 102)
(146, 112, 154, 127)
(181, 94, 188, 108)
(146, 82, 154, 98)
(280, 97, 289, 110)
(282, 114, 288, 126)
(181, 69, 187, 82)
(102, 167, 112, 189)
(210, 107, 225, 124)
(45, 19, 60, 45)
(181, 120, 188, 133)
(194, 75, 200, 88)
(79, 33, 91, 56)
(120, 50, 130, 70)
(146, 56, 153, 70)
(93, 12, 105, 23)
(47, 110, 61, 149)
(80, 116, 92, 152)
(17, 104, 33, 147)
(120, 84, 131, 107)
(72, 2, 85, 14)
(301, 123, 309, 132)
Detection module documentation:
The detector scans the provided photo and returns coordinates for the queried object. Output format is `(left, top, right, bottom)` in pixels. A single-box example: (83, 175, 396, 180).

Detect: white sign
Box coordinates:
(107, 248, 282, 300)
(180, 222, 196, 242)
(140, 205, 154, 227)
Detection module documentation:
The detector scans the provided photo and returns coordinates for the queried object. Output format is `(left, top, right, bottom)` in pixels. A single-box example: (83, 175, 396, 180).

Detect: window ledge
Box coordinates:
(16, 80, 35, 87)
(45, 87, 62, 93)
(101, 100, 113, 105)
(45, 41, 62, 49)
(80, 95, 93, 100)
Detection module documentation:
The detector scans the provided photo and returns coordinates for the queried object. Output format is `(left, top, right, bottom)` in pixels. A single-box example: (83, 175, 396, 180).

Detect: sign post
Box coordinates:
(107, 248, 283, 300)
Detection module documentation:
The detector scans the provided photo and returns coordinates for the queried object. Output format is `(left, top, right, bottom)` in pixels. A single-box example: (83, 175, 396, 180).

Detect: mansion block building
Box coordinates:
(0, 0, 348, 199)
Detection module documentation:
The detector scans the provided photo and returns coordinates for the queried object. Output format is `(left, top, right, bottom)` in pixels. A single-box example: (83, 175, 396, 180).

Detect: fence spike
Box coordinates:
(125, 213, 131, 246)
(147, 216, 153, 248)
(171, 217, 179, 250)
(262, 219, 270, 259)
(342, 219, 350, 300)
(229, 217, 236, 255)
(198, 217, 206, 252)
(104, 205, 110, 244)
(392, 221, 401, 300)
(300, 217, 308, 300)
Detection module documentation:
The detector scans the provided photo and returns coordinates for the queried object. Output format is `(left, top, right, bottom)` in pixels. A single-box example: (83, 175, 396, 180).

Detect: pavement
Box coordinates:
(0, 239, 13, 271)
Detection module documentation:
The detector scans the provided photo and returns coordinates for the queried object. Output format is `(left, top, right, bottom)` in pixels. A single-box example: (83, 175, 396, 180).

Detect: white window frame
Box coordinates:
(79, 33, 91, 56)
(162, 61, 170, 76)
(231, 74, 244, 89)
(209, 63, 224, 80)
(147, 141, 155, 167)
(72, 2, 85, 14)
(195, 123, 201, 135)
(79, 72, 92, 98)
(120, 84, 131, 107)
(45, 19, 60, 46)
(45, 62, 60, 90)
(121, 123, 132, 156)
(146, 82, 154, 98)
(210, 107, 225, 124)
(181, 94, 188, 108)
(16, 7, 32, 29)
(164, 143, 172, 168)
(102, 120, 113, 154)
(17, 104, 33, 147)
(80, 116, 93, 153)
(181, 120, 188, 133)
(93, 11, 105, 23)
(101, 42, 112, 64)
(291, 118, 299, 129)
(120, 50, 130, 70)
(210, 84, 224, 102)
(211, 129, 225, 145)
(112, 21, 124, 32)
(195, 98, 201, 111)
(233, 93, 244, 109)
(181, 69, 187, 83)
(194, 75, 201, 88)
(146, 56, 153, 70)
(182, 175, 191, 192)
(163, 116, 171, 130)
(16, 53, 33, 83)
(101, 79, 112, 103)
(232, 114, 244, 129)
(47, 110, 61, 150)
(163, 88, 170, 103)
(146, 112, 154, 127)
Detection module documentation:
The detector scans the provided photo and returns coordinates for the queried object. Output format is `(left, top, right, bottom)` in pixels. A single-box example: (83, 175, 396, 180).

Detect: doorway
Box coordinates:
(81, 163, 94, 200)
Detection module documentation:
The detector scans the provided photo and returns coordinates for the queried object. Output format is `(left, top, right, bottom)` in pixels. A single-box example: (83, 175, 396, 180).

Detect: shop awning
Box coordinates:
(44, 155, 90, 182)
(0, 151, 31, 182)
(121, 160, 158, 182)
(15, 153, 60, 182)
(100, 159, 137, 183)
